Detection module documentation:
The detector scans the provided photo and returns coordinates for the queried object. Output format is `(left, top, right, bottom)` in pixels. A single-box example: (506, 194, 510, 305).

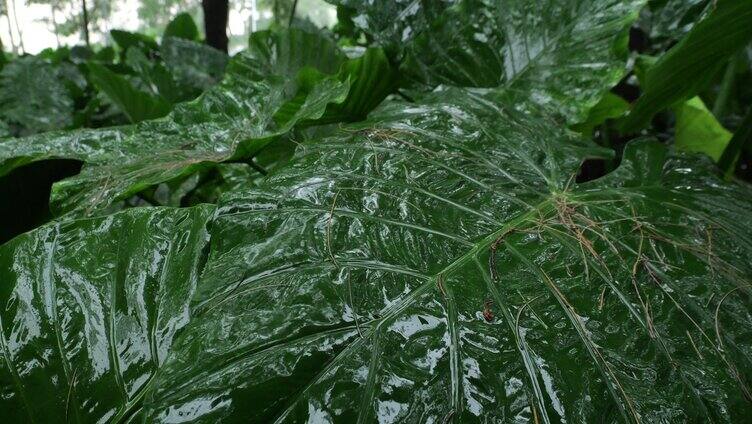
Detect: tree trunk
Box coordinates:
(2, 0, 17, 54)
(202, 0, 229, 53)
(51, 5, 61, 48)
(81, 0, 90, 47)
(288, 0, 298, 26)
(9, 0, 23, 53)
(249, 0, 257, 33)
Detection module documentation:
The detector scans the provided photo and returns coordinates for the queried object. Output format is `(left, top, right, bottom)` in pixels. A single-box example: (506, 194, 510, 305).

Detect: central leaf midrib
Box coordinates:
(437, 198, 555, 279)
(267, 197, 556, 420)
(345, 197, 557, 420)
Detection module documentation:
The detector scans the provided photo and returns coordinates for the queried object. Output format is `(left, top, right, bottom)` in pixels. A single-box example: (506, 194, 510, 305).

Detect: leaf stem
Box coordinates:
(712, 53, 739, 119)
(288, 0, 299, 27)
(718, 106, 752, 177)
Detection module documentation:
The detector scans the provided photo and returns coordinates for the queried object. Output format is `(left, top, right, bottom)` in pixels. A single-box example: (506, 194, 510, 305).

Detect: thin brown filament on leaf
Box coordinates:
(326, 189, 341, 267)
(686, 330, 704, 360)
(714, 287, 741, 353)
(437, 274, 447, 298)
(65, 367, 79, 423)
(535, 265, 641, 423)
(632, 229, 656, 338)
(598, 285, 607, 311)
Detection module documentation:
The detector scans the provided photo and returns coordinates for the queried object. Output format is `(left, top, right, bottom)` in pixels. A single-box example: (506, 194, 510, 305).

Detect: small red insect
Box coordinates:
(482, 299, 494, 322)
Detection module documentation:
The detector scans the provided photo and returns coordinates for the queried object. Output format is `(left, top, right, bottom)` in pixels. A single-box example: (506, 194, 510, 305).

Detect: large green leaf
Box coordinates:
(87, 63, 173, 123)
(571, 92, 630, 137)
(159, 37, 229, 99)
(0, 205, 214, 422)
(0, 29, 386, 219)
(246, 28, 347, 93)
(163, 12, 200, 41)
(330, 0, 644, 123)
(111, 30, 159, 56)
(0, 56, 75, 136)
(273, 47, 399, 126)
(325, 47, 399, 122)
(3, 87, 751, 422)
(673, 96, 731, 162)
(124, 47, 185, 103)
(142, 89, 752, 422)
(3, 5, 752, 422)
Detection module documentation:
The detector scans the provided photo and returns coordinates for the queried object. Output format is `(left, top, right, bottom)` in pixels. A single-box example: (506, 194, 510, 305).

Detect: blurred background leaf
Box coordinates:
(621, 0, 752, 132)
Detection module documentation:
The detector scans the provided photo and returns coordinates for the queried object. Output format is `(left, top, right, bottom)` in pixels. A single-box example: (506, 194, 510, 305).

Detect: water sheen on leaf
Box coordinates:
(0, 28, 385, 219)
(330, 0, 644, 123)
(0, 206, 214, 422)
(139, 90, 751, 422)
(1, 3, 752, 423)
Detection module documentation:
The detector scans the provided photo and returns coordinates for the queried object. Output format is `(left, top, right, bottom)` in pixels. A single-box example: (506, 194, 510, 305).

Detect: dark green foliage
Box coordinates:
(0, 28, 398, 220)
(621, 0, 752, 131)
(0, 2, 751, 423)
(639, 0, 710, 52)
(331, 0, 640, 125)
(111, 29, 160, 56)
(2, 87, 752, 423)
(163, 12, 200, 41)
(87, 62, 172, 123)
(0, 56, 76, 136)
(0, 24, 230, 135)
(160, 36, 229, 99)
(719, 107, 752, 174)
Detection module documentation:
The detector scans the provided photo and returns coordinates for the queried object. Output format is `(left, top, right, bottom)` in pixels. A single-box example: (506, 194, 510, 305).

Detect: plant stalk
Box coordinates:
(81, 0, 90, 47)
(51, 5, 61, 48)
(9, 0, 23, 53)
(2, 0, 17, 54)
(712, 53, 739, 119)
(289, 0, 299, 26)
(718, 106, 752, 177)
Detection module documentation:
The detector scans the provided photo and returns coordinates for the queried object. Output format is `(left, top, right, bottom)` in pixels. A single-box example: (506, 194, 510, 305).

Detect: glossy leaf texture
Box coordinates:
(273, 47, 400, 126)
(138, 89, 752, 422)
(3, 86, 752, 421)
(0, 28, 393, 219)
(331, 0, 644, 123)
(1, 3, 752, 423)
(0, 205, 214, 422)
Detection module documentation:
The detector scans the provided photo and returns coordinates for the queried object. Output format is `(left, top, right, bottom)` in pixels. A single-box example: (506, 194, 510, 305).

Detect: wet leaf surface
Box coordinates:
(145, 90, 752, 422)
(1, 3, 751, 423)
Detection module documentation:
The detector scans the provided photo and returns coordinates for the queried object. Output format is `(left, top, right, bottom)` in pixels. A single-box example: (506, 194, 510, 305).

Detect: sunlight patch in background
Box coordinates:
(0, 0, 335, 54)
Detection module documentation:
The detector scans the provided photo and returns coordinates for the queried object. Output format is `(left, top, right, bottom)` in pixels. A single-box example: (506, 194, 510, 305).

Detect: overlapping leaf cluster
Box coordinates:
(0, 14, 228, 137)
(1, 1, 751, 423)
